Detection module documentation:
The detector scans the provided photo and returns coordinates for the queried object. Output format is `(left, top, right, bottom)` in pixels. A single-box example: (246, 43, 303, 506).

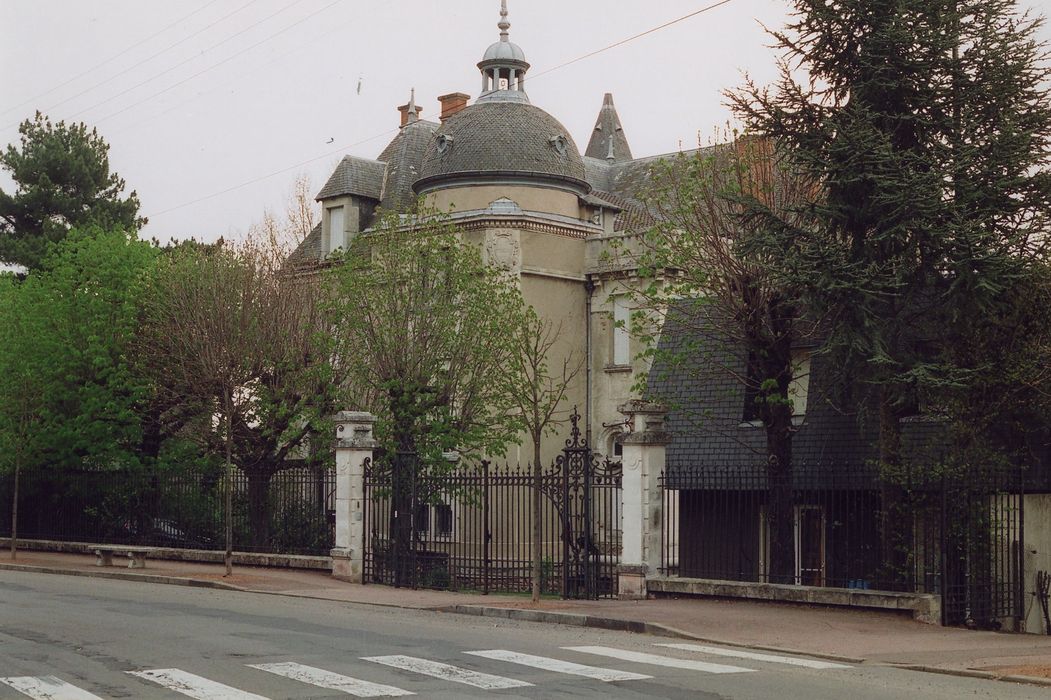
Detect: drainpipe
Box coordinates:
(584, 274, 595, 447)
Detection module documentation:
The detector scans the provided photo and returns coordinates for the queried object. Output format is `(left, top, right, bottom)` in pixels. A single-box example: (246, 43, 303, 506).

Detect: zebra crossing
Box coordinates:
(0, 643, 851, 699)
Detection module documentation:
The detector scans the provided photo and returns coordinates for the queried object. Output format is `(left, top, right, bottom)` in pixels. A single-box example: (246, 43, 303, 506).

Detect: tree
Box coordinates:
(731, 0, 1051, 587)
(324, 210, 529, 584)
(0, 227, 158, 556)
(0, 276, 49, 558)
(508, 312, 581, 602)
(249, 173, 317, 251)
(0, 113, 145, 270)
(629, 135, 819, 584)
(137, 239, 333, 573)
(325, 210, 527, 462)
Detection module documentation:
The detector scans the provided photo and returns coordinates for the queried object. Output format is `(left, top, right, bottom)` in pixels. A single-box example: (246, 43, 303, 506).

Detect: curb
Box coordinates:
(0, 562, 242, 592)
(890, 663, 1051, 688)
(6, 563, 1050, 689)
(436, 604, 866, 664)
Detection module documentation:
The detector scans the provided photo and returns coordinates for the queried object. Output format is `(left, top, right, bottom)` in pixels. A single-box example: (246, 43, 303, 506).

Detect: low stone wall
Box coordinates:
(648, 576, 941, 625)
(0, 538, 331, 571)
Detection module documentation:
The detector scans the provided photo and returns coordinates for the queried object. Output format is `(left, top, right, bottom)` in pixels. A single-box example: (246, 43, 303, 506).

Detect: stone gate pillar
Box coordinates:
(617, 400, 670, 599)
(330, 411, 377, 583)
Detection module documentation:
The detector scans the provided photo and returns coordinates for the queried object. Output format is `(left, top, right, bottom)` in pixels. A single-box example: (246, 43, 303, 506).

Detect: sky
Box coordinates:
(1, 0, 1049, 248)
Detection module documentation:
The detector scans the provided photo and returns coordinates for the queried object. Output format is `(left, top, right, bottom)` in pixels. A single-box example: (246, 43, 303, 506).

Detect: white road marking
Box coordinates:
(127, 668, 270, 700)
(465, 649, 652, 682)
(0, 676, 102, 700)
(656, 643, 853, 670)
(563, 646, 756, 674)
(362, 655, 532, 690)
(248, 662, 413, 697)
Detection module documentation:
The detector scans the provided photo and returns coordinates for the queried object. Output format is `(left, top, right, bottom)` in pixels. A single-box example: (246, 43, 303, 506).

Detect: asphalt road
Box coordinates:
(0, 570, 1045, 699)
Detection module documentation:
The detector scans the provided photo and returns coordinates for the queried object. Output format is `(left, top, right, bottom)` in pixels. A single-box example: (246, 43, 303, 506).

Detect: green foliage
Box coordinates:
(0, 228, 159, 475)
(732, 0, 1051, 418)
(324, 210, 529, 467)
(137, 240, 336, 475)
(0, 113, 145, 270)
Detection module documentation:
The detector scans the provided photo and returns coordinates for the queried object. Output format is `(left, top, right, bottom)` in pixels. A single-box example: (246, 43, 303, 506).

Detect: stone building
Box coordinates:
(291, 1, 668, 465)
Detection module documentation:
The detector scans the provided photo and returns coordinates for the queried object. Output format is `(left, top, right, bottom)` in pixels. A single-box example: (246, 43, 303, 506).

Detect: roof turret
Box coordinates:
(477, 1, 530, 103)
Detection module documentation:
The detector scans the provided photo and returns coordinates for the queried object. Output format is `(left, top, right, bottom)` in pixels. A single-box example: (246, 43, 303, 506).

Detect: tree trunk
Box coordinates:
(246, 470, 273, 550)
(224, 390, 234, 577)
(765, 414, 794, 584)
(878, 387, 912, 591)
(9, 460, 19, 561)
(390, 450, 414, 588)
(531, 434, 543, 604)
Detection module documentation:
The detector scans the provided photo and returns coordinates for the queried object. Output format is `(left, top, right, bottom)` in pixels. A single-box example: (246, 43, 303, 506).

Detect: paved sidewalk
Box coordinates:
(3, 550, 1051, 684)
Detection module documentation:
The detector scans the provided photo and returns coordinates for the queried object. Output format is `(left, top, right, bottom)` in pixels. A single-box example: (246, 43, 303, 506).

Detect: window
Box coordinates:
(742, 348, 811, 422)
(788, 349, 811, 418)
(611, 296, 630, 366)
(414, 500, 454, 540)
(328, 206, 345, 253)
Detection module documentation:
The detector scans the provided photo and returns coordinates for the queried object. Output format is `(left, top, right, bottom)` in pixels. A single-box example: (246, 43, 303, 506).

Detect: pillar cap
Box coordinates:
(617, 399, 666, 416)
(335, 411, 379, 448)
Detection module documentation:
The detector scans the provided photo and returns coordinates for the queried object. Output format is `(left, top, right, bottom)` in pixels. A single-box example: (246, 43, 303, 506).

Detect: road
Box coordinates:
(0, 570, 1045, 699)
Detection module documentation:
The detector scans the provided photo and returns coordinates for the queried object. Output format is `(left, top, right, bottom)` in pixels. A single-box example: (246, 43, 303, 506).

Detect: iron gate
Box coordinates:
(363, 410, 622, 599)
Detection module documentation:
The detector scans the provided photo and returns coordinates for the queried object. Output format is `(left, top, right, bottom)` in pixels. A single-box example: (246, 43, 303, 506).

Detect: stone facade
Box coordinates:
(290, 2, 672, 466)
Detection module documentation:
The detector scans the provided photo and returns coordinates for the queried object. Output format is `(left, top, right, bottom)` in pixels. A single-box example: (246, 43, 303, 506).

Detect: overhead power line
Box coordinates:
(68, 0, 312, 123)
(91, 0, 342, 127)
(0, 1, 219, 119)
(2, 0, 261, 131)
(148, 0, 738, 220)
(529, 0, 737, 81)
(149, 128, 399, 217)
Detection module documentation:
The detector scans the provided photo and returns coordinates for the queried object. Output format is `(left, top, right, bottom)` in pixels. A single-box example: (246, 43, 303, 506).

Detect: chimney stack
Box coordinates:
(438, 92, 470, 122)
(397, 103, 423, 127)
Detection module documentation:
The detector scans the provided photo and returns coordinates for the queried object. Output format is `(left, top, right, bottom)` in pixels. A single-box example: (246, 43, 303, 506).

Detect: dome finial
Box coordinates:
(498, 0, 510, 41)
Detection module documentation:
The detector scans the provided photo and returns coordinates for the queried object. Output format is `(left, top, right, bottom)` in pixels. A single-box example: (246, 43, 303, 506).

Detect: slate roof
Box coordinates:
(584, 93, 633, 163)
(648, 304, 948, 485)
(284, 222, 322, 268)
(377, 119, 439, 212)
(316, 156, 385, 201)
(416, 101, 587, 191)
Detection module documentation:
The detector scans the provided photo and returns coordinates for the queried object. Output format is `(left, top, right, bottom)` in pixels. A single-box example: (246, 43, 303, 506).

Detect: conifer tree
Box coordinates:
(732, 0, 1051, 588)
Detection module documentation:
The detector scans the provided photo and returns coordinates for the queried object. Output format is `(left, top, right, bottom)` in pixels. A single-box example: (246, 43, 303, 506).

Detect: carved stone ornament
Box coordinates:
(485, 229, 521, 273)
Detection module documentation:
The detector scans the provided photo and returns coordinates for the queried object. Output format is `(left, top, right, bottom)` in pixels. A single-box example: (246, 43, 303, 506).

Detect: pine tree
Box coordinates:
(731, 0, 1051, 589)
(0, 113, 145, 270)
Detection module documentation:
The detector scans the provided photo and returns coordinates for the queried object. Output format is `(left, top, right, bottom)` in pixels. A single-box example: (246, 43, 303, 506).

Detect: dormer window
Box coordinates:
(327, 206, 345, 254)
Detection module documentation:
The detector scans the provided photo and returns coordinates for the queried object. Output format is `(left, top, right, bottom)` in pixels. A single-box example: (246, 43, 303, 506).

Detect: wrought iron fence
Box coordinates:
(659, 462, 1024, 627)
(0, 468, 335, 556)
(363, 434, 622, 598)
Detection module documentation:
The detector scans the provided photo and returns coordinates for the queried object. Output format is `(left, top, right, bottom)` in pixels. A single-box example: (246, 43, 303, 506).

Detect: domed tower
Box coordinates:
(414, 1, 590, 209)
(411, 2, 601, 464)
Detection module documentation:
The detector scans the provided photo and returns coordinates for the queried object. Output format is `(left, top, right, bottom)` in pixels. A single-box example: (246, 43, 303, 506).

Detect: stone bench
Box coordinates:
(94, 545, 151, 569)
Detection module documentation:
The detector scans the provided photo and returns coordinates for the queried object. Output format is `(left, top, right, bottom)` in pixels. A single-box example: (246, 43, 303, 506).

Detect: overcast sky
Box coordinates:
(2, 0, 1049, 247)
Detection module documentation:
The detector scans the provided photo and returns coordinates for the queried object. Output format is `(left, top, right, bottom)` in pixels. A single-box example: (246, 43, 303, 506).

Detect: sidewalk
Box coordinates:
(3, 550, 1051, 685)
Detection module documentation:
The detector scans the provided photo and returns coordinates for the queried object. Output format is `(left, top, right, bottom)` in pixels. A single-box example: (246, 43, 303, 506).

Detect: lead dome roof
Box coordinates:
(414, 101, 588, 194)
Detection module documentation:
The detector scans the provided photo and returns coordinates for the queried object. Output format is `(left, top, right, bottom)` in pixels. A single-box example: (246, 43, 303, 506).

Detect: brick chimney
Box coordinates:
(438, 93, 470, 122)
(397, 103, 422, 127)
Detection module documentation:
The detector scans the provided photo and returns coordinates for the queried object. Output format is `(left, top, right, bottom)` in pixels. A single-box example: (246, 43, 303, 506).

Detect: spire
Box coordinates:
(477, 0, 530, 102)
(397, 88, 422, 127)
(498, 0, 510, 41)
(407, 88, 419, 123)
(585, 93, 633, 163)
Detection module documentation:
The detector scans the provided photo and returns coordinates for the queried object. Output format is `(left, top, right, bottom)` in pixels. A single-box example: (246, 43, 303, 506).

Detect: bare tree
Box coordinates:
(509, 311, 581, 603)
(249, 173, 318, 254)
(137, 237, 331, 574)
(629, 134, 819, 584)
